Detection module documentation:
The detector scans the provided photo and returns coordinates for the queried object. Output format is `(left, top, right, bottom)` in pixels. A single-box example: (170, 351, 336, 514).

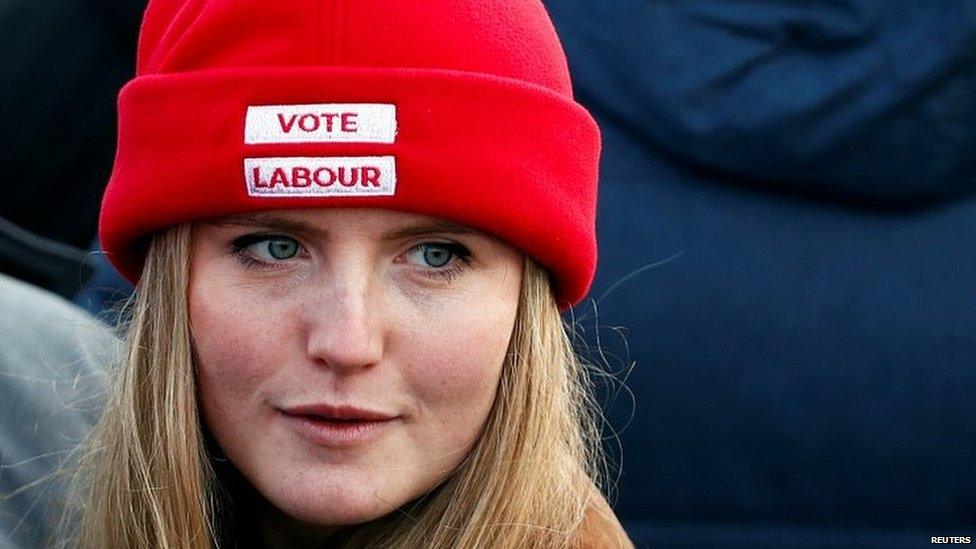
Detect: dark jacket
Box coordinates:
(546, 1, 976, 546)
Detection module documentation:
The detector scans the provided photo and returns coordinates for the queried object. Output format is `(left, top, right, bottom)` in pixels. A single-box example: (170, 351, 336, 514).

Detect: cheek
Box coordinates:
(188, 274, 295, 436)
(398, 300, 515, 450)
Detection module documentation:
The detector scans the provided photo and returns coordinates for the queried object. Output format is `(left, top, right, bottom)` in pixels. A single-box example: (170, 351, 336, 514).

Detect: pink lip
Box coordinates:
(278, 404, 399, 448)
(279, 403, 398, 421)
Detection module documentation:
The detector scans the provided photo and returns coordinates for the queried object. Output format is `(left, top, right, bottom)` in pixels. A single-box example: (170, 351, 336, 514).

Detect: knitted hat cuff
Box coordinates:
(100, 66, 600, 308)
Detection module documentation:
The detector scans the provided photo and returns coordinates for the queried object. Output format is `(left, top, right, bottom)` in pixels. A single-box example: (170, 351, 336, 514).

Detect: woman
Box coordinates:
(66, 0, 630, 546)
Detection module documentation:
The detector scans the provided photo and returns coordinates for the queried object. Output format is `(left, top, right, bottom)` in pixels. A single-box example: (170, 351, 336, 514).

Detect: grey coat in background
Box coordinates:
(0, 274, 117, 548)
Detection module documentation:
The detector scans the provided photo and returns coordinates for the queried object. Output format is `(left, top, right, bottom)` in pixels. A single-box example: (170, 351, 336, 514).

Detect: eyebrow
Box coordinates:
(211, 212, 481, 241)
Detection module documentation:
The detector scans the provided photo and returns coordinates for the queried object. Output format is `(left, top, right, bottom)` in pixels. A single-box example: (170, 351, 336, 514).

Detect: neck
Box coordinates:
(257, 498, 342, 549)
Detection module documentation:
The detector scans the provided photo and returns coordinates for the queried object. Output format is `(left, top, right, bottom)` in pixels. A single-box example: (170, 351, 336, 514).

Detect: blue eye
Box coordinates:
(408, 243, 467, 268)
(262, 238, 300, 260)
(232, 234, 302, 264)
(421, 244, 452, 267)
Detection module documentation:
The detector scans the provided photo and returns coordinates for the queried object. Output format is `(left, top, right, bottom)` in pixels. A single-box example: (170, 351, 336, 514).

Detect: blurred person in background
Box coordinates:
(1, 3, 137, 547)
(0, 0, 141, 300)
(0, 274, 116, 548)
(546, 1, 976, 547)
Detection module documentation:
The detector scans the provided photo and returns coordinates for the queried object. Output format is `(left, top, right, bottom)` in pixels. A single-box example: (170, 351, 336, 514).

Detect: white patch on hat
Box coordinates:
(244, 104, 396, 144)
(244, 156, 396, 197)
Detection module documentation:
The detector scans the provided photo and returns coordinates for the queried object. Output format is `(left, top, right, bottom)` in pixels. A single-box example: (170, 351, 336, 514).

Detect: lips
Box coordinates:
(279, 404, 398, 422)
(278, 404, 399, 448)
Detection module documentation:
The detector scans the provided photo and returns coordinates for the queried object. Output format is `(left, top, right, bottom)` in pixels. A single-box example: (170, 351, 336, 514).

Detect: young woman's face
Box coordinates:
(188, 208, 522, 530)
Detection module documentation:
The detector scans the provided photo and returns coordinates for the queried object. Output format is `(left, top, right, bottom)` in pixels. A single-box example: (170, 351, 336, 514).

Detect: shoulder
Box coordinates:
(0, 274, 116, 548)
(0, 273, 118, 366)
(572, 491, 634, 549)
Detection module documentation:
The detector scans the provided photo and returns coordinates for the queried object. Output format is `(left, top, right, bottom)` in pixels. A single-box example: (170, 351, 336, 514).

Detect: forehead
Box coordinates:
(206, 208, 484, 241)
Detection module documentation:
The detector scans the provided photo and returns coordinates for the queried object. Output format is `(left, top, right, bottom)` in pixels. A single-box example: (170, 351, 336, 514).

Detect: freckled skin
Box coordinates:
(188, 208, 522, 530)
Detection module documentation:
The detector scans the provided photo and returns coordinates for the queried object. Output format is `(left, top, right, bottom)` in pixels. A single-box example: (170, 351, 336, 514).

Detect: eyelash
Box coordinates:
(229, 234, 473, 283)
(229, 234, 298, 270)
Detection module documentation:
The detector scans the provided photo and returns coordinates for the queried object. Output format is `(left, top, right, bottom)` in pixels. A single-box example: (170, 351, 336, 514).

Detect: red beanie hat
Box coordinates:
(99, 0, 601, 308)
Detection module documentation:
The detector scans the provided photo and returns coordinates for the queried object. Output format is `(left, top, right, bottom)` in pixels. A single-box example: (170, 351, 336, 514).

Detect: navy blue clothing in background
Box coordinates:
(545, 2, 976, 547)
(0, 0, 142, 297)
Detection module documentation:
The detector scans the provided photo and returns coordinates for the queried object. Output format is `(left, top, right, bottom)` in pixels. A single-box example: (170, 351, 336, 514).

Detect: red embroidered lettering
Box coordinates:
(291, 167, 311, 187)
(314, 167, 335, 187)
(252, 167, 269, 188)
(321, 113, 339, 132)
(270, 168, 289, 188)
(361, 166, 381, 187)
(341, 113, 358, 132)
(277, 113, 298, 133)
(298, 114, 320, 132)
(272, 111, 362, 135)
(337, 167, 358, 187)
(245, 156, 395, 196)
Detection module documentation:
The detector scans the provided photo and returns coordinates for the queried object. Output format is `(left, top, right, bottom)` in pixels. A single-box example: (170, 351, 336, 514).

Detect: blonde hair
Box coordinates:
(62, 224, 609, 548)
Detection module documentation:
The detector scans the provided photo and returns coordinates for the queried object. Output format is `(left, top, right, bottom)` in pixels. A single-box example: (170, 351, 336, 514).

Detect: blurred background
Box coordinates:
(2, 1, 974, 548)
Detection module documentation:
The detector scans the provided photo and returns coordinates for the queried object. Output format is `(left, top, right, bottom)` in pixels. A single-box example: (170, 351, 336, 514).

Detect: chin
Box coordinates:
(272, 484, 403, 527)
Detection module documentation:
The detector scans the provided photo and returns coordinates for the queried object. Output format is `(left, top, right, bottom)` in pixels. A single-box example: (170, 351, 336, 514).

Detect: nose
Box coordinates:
(301, 266, 385, 374)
